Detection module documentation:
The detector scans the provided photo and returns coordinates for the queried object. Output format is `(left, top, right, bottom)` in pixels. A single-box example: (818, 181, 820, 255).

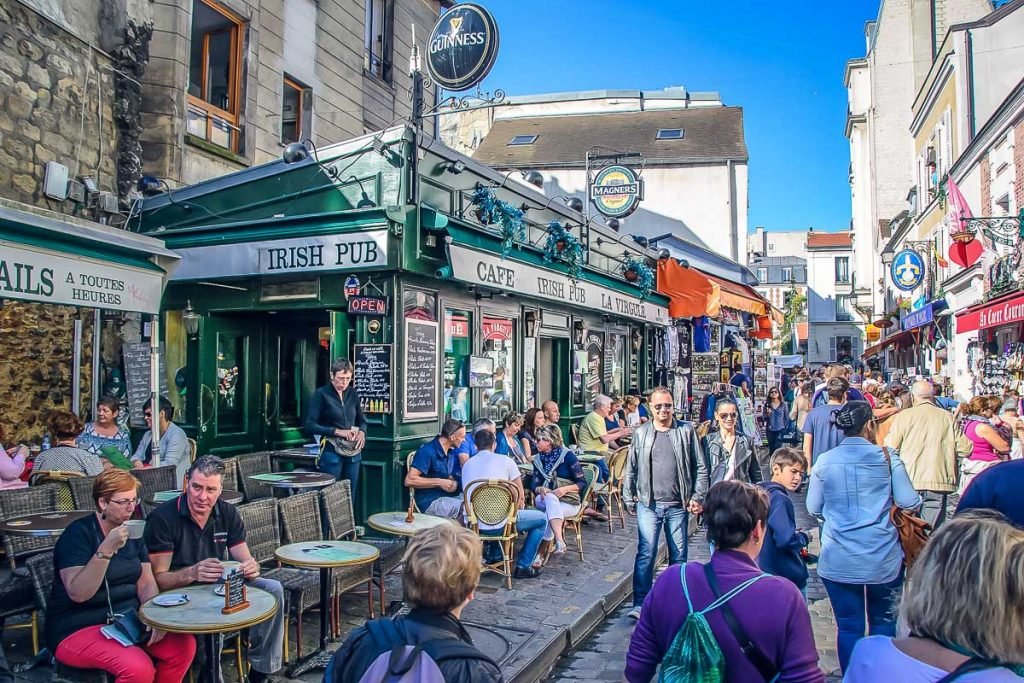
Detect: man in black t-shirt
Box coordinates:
(145, 455, 284, 682)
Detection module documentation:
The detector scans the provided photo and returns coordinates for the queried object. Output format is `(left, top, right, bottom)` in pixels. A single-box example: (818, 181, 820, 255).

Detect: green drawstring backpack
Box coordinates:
(658, 566, 768, 683)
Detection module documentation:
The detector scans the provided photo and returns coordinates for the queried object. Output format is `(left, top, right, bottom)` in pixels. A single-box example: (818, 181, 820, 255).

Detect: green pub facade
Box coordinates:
(137, 126, 669, 520)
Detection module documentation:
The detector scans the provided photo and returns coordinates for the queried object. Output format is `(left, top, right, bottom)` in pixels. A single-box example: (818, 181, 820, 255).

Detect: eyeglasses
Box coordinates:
(143, 413, 152, 419)
(109, 497, 140, 507)
(652, 403, 673, 410)
(718, 413, 738, 420)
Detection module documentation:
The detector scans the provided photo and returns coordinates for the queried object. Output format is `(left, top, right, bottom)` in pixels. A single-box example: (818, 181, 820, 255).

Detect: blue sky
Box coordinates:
(471, 1, 881, 233)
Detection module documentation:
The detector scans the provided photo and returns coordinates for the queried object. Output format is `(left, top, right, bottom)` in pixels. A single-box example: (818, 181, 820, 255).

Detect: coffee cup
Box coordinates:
(124, 520, 146, 540)
(220, 560, 241, 580)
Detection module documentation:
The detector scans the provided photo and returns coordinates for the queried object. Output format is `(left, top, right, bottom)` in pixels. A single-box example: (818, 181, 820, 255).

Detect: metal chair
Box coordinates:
(68, 475, 97, 511)
(236, 498, 314, 668)
(593, 447, 629, 533)
(0, 485, 59, 569)
(563, 463, 600, 561)
(237, 452, 274, 501)
(131, 465, 177, 517)
(320, 481, 402, 625)
(463, 479, 518, 589)
(28, 471, 83, 511)
(405, 451, 421, 512)
(276, 491, 326, 660)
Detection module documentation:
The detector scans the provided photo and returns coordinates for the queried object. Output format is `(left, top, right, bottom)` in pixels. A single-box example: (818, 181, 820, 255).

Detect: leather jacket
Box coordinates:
(702, 430, 763, 485)
(623, 421, 709, 507)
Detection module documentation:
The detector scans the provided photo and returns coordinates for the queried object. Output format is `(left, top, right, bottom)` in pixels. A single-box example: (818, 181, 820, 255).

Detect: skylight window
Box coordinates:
(656, 128, 684, 140)
(508, 135, 538, 146)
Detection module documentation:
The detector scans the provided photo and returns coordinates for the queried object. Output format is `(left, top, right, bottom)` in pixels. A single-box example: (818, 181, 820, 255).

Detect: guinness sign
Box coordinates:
(426, 3, 499, 92)
(591, 165, 644, 218)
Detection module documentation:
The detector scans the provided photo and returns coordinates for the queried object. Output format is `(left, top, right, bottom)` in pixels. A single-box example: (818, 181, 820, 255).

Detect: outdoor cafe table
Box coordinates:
(275, 540, 379, 677)
(366, 511, 455, 538)
(247, 471, 335, 494)
(0, 510, 91, 537)
(139, 583, 277, 683)
(146, 489, 244, 506)
(578, 452, 607, 464)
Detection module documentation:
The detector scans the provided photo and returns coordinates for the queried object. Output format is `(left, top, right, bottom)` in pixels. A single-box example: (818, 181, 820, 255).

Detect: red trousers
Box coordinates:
(55, 625, 196, 683)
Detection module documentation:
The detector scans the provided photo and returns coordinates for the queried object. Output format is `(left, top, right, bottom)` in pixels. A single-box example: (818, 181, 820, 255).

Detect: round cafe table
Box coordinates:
(147, 489, 244, 506)
(0, 510, 92, 537)
(578, 452, 606, 464)
(139, 583, 277, 683)
(275, 540, 379, 677)
(366, 511, 455, 538)
(247, 471, 336, 494)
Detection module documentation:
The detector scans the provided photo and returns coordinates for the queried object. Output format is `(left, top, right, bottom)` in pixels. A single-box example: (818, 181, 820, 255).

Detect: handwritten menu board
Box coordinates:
(585, 333, 604, 406)
(403, 319, 439, 420)
(222, 569, 248, 614)
(122, 342, 169, 427)
(355, 344, 392, 414)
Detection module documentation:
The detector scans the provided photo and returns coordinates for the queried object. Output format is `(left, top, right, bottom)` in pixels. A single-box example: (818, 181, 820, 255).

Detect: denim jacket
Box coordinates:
(806, 437, 922, 584)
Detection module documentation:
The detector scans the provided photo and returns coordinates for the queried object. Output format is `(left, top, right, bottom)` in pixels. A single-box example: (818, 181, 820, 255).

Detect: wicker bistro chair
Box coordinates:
(68, 475, 97, 511)
(276, 491, 329, 661)
(320, 481, 403, 627)
(237, 498, 317, 667)
(131, 465, 177, 517)
(237, 452, 274, 502)
(463, 479, 519, 589)
(221, 455, 240, 491)
(405, 451, 421, 513)
(8, 552, 46, 657)
(593, 447, 629, 533)
(0, 484, 60, 569)
(28, 471, 84, 511)
(570, 423, 580, 446)
(563, 463, 601, 562)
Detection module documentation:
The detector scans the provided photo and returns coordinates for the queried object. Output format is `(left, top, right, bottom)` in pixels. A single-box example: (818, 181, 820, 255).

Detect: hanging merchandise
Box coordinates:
(692, 316, 711, 353)
(736, 389, 763, 445)
(678, 321, 692, 369)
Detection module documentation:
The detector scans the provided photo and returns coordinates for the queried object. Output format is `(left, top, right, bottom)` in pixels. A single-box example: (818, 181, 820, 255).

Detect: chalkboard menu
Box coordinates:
(585, 333, 603, 406)
(355, 344, 392, 414)
(403, 319, 439, 420)
(122, 342, 169, 427)
(222, 568, 249, 615)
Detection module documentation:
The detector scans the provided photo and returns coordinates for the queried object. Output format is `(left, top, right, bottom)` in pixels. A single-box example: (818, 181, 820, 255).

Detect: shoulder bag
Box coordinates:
(881, 447, 931, 569)
(537, 450, 581, 506)
(702, 563, 778, 682)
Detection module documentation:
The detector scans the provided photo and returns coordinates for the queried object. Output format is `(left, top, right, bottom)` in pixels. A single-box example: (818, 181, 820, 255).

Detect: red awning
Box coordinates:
(956, 290, 1024, 333)
(657, 259, 718, 318)
(703, 273, 770, 316)
(862, 330, 914, 358)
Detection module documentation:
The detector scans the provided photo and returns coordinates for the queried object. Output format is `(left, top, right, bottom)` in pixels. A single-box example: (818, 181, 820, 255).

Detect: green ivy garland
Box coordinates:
(621, 254, 655, 297)
(542, 221, 585, 281)
(469, 185, 526, 259)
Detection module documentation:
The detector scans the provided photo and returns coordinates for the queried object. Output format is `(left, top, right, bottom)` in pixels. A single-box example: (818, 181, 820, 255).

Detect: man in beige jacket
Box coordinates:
(884, 381, 971, 528)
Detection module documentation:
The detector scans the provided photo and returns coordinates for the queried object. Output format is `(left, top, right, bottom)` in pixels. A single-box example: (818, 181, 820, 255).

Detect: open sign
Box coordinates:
(348, 296, 388, 316)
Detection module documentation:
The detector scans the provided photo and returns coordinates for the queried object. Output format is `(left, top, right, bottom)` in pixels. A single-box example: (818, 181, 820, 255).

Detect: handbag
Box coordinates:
(537, 450, 581, 506)
(102, 576, 148, 647)
(325, 436, 362, 458)
(882, 447, 931, 569)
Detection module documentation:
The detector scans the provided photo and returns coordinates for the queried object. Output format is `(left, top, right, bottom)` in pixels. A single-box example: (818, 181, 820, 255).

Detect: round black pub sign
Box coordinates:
(426, 3, 500, 92)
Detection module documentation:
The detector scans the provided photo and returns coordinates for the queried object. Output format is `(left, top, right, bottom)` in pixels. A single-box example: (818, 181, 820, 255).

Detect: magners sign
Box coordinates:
(591, 165, 643, 218)
(426, 3, 499, 92)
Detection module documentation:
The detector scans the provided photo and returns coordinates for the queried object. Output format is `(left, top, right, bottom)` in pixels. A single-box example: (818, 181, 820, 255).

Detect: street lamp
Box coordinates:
(181, 300, 200, 339)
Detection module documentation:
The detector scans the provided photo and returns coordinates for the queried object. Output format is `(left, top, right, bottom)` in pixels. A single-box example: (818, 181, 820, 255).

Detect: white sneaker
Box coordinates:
(627, 606, 641, 620)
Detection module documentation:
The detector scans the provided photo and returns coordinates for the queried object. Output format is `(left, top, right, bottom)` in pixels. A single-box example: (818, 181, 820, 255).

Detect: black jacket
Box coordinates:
(623, 421, 709, 507)
(702, 430, 763, 485)
(305, 384, 367, 442)
(328, 609, 503, 683)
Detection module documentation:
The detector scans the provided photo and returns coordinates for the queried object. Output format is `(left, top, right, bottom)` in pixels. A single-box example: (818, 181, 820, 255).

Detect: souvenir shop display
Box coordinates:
(752, 351, 768, 414)
(690, 353, 720, 421)
(969, 340, 1024, 395)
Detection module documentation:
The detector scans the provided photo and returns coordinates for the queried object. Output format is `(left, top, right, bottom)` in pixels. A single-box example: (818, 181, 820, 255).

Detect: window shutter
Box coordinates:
(829, 336, 837, 362)
(941, 109, 953, 174)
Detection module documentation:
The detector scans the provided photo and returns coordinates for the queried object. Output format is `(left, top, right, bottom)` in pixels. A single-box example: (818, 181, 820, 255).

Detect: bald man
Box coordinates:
(541, 400, 560, 425)
(884, 381, 971, 528)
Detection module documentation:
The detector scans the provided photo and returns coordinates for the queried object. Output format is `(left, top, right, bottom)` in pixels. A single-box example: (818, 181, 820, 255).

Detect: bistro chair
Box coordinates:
(277, 491, 327, 660)
(563, 463, 600, 562)
(68, 475, 97, 511)
(593, 446, 629, 533)
(320, 481, 403, 623)
(28, 470, 84, 511)
(405, 451, 421, 512)
(463, 479, 519, 589)
(0, 484, 60, 569)
(237, 452, 274, 501)
(221, 455, 240, 491)
(7, 552, 46, 658)
(131, 464, 177, 517)
(570, 423, 580, 446)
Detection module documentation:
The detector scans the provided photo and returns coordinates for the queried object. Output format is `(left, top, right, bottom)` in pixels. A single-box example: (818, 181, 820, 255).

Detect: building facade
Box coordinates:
(806, 231, 862, 367)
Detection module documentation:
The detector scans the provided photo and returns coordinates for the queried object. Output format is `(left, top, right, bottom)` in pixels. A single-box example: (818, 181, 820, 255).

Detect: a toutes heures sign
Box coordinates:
(448, 243, 667, 325)
(591, 165, 643, 218)
(425, 3, 499, 92)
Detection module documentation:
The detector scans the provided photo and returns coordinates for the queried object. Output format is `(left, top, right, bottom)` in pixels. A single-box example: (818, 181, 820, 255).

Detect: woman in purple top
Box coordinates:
(625, 481, 823, 683)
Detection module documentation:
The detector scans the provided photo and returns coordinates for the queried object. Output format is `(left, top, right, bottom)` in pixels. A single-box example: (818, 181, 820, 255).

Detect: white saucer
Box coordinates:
(152, 593, 189, 607)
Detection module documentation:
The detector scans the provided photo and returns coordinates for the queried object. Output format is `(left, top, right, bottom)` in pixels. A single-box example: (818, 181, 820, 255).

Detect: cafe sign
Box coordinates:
(591, 165, 643, 218)
(900, 303, 934, 331)
(171, 231, 388, 280)
(0, 242, 164, 313)
(425, 3, 499, 92)
(448, 243, 668, 325)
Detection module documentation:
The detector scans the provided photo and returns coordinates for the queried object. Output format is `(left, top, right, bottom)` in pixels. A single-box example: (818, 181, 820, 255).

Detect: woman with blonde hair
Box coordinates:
(961, 395, 1011, 494)
(844, 511, 1024, 680)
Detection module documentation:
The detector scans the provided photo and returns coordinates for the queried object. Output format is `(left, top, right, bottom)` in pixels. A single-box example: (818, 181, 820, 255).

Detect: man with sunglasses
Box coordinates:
(622, 387, 709, 620)
(131, 397, 190, 485)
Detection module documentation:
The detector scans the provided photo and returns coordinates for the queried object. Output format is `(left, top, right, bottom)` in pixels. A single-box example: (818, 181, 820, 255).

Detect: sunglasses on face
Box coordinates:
(653, 403, 673, 410)
(718, 413, 738, 420)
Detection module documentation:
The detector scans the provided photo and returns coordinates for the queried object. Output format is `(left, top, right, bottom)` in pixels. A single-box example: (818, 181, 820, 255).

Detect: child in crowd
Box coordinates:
(757, 447, 811, 597)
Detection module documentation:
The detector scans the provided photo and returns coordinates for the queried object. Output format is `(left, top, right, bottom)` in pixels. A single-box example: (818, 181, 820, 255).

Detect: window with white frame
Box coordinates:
(834, 257, 850, 283)
(757, 267, 768, 283)
(781, 266, 793, 282)
(835, 295, 853, 321)
(364, 0, 393, 81)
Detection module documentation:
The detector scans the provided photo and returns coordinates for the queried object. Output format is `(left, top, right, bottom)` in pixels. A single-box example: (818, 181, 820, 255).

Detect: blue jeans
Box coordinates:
(318, 450, 361, 507)
(482, 509, 547, 569)
(822, 570, 904, 673)
(633, 502, 688, 607)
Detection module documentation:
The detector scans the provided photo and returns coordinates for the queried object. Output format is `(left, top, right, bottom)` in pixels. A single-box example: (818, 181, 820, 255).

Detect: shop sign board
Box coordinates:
(900, 303, 934, 331)
(403, 318, 439, 420)
(0, 242, 164, 313)
(348, 296, 387, 316)
(956, 292, 1024, 333)
(890, 249, 925, 292)
(170, 231, 388, 280)
(425, 3, 499, 92)
(590, 165, 643, 218)
(448, 244, 668, 325)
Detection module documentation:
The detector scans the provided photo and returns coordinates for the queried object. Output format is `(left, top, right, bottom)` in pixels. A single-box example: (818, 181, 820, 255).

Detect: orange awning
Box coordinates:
(703, 274, 770, 316)
(657, 260, 719, 318)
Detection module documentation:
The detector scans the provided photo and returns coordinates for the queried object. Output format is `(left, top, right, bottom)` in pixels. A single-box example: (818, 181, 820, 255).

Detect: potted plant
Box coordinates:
(542, 221, 585, 281)
(621, 254, 654, 296)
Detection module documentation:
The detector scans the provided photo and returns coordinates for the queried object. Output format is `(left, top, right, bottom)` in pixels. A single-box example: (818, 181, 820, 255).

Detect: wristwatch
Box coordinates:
(95, 550, 115, 560)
